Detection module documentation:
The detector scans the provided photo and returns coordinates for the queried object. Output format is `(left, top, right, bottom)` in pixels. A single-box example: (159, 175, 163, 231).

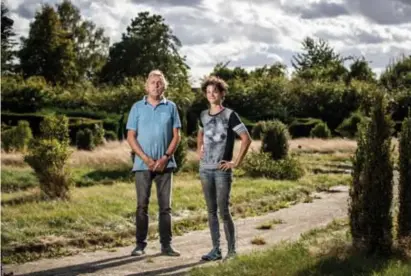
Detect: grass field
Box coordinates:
(1, 138, 358, 264)
(190, 220, 411, 276)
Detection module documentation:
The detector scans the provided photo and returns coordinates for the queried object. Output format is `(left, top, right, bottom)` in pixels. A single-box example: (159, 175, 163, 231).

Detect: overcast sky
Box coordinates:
(7, 0, 411, 86)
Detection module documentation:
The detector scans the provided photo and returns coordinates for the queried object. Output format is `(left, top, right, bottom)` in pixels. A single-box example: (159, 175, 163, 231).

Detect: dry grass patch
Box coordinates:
(251, 236, 266, 245)
(289, 138, 357, 153)
(1, 141, 132, 168)
(2, 138, 359, 168)
(256, 219, 284, 230)
(69, 141, 132, 167)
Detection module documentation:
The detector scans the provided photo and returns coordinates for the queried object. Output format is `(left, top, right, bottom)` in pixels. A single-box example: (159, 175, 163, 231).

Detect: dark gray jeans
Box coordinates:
(135, 169, 173, 249)
(199, 168, 236, 252)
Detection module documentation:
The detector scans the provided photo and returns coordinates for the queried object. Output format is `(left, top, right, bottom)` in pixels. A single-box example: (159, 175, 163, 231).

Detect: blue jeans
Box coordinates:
(199, 168, 236, 252)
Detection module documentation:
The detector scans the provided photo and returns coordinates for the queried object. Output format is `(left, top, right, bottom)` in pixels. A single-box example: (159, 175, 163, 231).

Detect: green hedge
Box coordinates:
(47, 108, 110, 120)
(45, 108, 121, 136)
(102, 118, 120, 135)
(1, 112, 103, 144)
(69, 118, 103, 145)
(1, 112, 46, 136)
(288, 118, 324, 138)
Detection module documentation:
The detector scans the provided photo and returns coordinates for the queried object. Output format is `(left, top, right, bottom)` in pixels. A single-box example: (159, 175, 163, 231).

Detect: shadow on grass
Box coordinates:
(5, 254, 162, 276)
(2, 167, 134, 206)
(127, 261, 204, 276)
(296, 250, 408, 276)
(75, 167, 134, 187)
(1, 194, 43, 206)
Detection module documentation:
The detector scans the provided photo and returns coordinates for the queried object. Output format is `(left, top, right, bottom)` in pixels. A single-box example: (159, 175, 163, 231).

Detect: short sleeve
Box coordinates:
(126, 104, 138, 131)
(229, 111, 248, 135)
(198, 113, 204, 130)
(172, 104, 182, 129)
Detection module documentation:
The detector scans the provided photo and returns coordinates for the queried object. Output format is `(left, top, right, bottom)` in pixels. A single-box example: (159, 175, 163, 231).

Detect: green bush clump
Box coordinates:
(76, 129, 95, 150)
(104, 130, 117, 141)
(1, 120, 33, 153)
(241, 151, 305, 180)
(288, 118, 324, 138)
(24, 115, 73, 200)
(310, 121, 332, 138)
(336, 111, 367, 138)
(261, 120, 290, 160)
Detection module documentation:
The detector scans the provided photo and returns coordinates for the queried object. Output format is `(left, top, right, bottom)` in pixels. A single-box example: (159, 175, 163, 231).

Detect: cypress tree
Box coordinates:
(349, 91, 394, 254)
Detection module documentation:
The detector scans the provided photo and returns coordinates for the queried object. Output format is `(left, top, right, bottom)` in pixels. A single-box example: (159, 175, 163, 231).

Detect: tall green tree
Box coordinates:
(18, 4, 78, 85)
(349, 91, 394, 254)
(292, 37, 349, 81)
(347, 57, 376, 83)
(100, 11, 189, 85)
(56, 0, 109, 82)
(210, 61, 249, 83)
(1, 1, 16, 74)
(380, 55, 411, 91)
(397, 111, 411, 242)
(250, 62, 287, 79)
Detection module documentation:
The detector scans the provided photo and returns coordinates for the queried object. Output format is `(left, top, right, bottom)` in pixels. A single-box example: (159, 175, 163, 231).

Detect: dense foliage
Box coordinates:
(1, 1, 410, 143)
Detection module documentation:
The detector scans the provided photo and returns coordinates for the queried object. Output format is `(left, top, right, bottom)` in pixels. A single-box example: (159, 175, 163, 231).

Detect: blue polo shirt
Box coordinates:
(126, 96, 181, 171)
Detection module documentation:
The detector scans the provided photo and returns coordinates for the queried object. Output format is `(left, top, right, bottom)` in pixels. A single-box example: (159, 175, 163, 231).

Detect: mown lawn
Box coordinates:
(190, 220, 411, 276)
(1, 173, 351, 264)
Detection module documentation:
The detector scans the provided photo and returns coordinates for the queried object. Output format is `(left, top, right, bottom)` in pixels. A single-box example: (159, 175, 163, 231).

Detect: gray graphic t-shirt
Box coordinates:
(199, 108, 248, 169)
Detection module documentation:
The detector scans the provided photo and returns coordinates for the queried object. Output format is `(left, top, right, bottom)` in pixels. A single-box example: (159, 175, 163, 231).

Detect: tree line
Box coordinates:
(1, 0, 410, 140)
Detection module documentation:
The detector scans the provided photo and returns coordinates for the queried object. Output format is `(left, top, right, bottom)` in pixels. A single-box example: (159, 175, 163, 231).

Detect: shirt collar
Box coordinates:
(143, 95, 168, 105)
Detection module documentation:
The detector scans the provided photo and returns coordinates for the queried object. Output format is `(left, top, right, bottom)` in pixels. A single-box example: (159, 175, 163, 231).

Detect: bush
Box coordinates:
(261, 120, 290, 160)
(1, 120, 33, 153)
(310, 121, 332, 138)
(241, 151, 305, 180)
(186, 135, 197, 150)
(1, 112, 104, 145)
(288, 118, 323, 138)
(104, 130, 117, 141)
(174, 133, 188, 173)
(398, 112, 411, 241)
(349, 91, 394, 254)
(50, 108, 110, 120)
(102, 117, 120, 136)
(1, 75, 52, 113)
(286, 80, 368, 133)
(336, 111, 367, 138)
(68, 119, 103, 144)
(1, 112, 46, 137)
(93, 124, 105, 146)
(76, 129, 95, 150)
(251, 121, 268, 139)
(24, 115, 73, 200)
(40, 115, 70, 142)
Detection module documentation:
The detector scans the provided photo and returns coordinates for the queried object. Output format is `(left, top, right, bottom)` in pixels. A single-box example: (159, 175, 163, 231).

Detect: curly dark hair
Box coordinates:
(201, 75, 228, 94)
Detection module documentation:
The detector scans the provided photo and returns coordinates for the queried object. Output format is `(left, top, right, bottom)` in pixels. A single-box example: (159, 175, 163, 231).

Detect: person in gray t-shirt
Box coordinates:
(197, 76, 252, 261)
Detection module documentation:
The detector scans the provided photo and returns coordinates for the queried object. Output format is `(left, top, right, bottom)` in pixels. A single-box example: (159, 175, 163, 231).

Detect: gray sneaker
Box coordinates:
(201, 247, 222, 261)
(161, 245, 181, 257)
(223, 250, 237, 261)
(131, 246, 145, 256)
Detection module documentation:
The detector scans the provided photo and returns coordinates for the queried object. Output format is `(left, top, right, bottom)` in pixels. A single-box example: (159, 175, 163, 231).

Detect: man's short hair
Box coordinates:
(201, 75, 228, 94)
(147, 69, 168, 89)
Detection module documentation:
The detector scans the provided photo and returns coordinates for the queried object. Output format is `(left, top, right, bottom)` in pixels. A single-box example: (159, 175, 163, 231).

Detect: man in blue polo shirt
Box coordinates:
(126, 70, 181, 257)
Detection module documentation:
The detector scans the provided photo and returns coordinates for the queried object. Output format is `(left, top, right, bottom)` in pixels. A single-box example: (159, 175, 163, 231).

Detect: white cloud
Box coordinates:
(7, 0, 411, 86)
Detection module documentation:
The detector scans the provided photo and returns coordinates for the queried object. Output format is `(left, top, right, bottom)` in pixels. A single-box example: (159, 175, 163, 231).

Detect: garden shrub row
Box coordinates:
(1, 112, 120, 144)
